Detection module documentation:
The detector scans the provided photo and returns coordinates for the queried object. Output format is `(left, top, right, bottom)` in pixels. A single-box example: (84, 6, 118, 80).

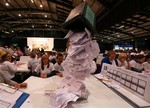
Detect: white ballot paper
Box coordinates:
(49, 76, 89, 108)
(0, 84, 23, 108)
(49, 28, 100, 108)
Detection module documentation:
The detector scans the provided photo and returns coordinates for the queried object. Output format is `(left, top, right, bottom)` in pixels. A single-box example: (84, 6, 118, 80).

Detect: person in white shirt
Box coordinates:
(143, 54, 150, 72)
(1, 53, 23, 82)
(54, 53, 64, 72)
(1, 53, 17, 80)
(118, 53, 131, 69)
(34, 54, 56, 78)
(27, 52, 39, 73)
(0, 72, 27, 89)
(129, 54, 145, 73)
(0, 72, 17, 86)
(36, 52, 42, 63)
(53, 53, 64, 77)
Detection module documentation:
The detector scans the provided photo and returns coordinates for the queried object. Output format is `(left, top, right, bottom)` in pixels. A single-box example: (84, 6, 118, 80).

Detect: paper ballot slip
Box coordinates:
(0, 84, 29, 108)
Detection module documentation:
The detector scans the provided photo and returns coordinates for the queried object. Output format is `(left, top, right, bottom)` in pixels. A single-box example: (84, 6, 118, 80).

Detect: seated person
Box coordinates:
(15, 46, 24, 61)
(33, 54, 58, 78)
(50, 51, 56, 64)
(118, 53, 131, 69)
(27, 52, 39, 73)
(36, 52, 43, 63)
(100, 50, 119, 72)
(129, 54, 145, 73)
(0, 72, 27, 89)
(1, 53, 23, 81)
(143, 54, 150, 72)
(53, 53, 64, 77)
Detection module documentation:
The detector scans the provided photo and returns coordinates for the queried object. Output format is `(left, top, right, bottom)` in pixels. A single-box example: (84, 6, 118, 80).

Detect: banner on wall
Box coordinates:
(27, 37, 54, 51)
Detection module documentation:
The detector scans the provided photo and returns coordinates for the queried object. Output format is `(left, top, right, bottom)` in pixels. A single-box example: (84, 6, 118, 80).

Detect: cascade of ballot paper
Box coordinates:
(49, 28, 100, 108)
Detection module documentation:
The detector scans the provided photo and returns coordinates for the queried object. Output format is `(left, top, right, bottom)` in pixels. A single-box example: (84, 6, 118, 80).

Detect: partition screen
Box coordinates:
(27, 37, 54, 51)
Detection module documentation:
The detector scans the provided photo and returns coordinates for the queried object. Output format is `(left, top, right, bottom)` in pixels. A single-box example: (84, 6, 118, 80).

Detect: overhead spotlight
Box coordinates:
(5, 31, 9, 34)
(40, 4, 43, 8)
(31, 0, 34, 3)
(44, 15, 47, 18)
(5, 3, 9, 6)
(18, 14, 21, 17)
(119, 25, 124, 29)
(12, 30, 14, 33)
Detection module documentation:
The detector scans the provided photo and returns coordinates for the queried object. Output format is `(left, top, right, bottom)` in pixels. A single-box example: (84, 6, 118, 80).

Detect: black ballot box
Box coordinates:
(62, 2, 96, 34)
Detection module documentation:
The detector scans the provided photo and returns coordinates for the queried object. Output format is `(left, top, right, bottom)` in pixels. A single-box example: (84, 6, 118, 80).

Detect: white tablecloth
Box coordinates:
(20, 76, 133, 108)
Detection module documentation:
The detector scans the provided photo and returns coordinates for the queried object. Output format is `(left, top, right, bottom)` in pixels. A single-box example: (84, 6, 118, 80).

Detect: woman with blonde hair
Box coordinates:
(118, 53, 131, 69)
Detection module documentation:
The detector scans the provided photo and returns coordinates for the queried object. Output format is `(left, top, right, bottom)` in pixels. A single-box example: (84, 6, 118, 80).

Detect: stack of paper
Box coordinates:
(49, 76, 89, 108)
(62, 28, 100, 80)
(49, 28, 100, 108)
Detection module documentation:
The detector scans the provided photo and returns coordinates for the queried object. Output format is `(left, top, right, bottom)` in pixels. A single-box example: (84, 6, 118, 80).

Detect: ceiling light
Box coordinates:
(32, 25, 34, 28)
(40, 4, 43, 8)
(5, 3, 9, 6)
(117, 35, 120, 37)
(45, 24, 47, 27)
(12, 30, 14, 33)
(5, 31, 9, 34)
(31, 0, 34, 3)
(18, 14, 21, 17)
(145, 38, 147, 40)
(119, 25, 124, 29)
(44, 15, 47, 18)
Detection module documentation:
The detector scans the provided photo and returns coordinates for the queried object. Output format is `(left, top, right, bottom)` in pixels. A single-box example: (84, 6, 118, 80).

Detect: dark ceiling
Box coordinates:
(0, 0, 150, 43)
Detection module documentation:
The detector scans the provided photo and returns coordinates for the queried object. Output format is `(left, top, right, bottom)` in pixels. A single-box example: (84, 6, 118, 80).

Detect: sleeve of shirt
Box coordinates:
(34, 64, 41, 73)
(27, 60, 31, 68)
(53, 64, 58, 71)
(129, 60, 135, 68)
(50, 63, 55, 71)
(1, 73, 17, 86)
(7, 62, 17, 73)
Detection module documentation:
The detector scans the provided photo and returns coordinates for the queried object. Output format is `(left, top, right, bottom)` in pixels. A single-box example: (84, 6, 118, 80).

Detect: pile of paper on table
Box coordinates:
(49, 28, 100, 108)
